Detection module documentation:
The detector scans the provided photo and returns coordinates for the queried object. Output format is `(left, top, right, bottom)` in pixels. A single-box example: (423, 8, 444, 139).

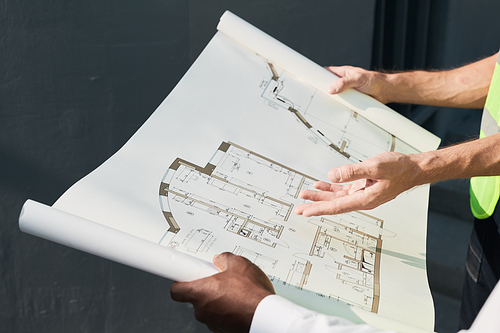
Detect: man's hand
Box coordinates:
(294, 152, 422, 216)
(325, 53, 497, 108)
(170, 252, 275, 333)
(325, 66, 392, 104)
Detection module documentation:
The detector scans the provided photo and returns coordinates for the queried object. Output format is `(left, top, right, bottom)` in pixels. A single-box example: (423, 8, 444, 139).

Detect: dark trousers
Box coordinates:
(459, 206, 500, 329)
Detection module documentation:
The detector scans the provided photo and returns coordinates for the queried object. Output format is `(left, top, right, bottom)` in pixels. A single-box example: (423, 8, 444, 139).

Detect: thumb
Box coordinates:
(327, 77, 349, 94)
(212, 252, 234, 272)
(328, 163, 371, 183)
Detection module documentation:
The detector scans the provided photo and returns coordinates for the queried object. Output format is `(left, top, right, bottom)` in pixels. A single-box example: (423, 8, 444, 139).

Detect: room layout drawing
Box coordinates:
(259, 61, 418, 162)
(158, 141, 385, 313)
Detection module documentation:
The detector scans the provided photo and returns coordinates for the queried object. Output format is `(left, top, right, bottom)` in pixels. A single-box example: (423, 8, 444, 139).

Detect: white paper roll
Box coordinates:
(19, 200, 220, 282)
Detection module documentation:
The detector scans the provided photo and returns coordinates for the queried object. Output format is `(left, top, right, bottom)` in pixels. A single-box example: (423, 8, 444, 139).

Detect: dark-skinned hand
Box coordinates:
(170, 252, 275, 333)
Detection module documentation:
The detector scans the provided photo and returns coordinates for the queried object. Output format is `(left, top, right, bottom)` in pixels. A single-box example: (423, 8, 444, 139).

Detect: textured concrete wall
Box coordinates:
(0, 1, 375, 332)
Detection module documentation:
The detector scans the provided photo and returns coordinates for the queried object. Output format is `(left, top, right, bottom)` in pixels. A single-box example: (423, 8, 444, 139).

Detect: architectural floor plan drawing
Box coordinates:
(259, 61, 419, 162)
(25, 12, 439, 332)
(159, 142, 384, 313)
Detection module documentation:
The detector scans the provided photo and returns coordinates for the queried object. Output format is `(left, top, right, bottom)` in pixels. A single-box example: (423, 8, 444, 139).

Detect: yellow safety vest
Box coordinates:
(470, 52, 500, 219)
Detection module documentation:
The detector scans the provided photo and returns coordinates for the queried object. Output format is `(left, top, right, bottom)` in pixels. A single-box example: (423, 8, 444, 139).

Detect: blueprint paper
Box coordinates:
(217, 11, 439, 153)
(19, 11, 439, 332)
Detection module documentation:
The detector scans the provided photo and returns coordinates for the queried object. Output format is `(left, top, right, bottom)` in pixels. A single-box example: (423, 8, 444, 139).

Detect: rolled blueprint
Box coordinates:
(19, 200, 220, 282)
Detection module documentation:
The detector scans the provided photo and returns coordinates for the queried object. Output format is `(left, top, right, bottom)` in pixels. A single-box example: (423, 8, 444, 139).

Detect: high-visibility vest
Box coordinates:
(470, 52, 500, 219)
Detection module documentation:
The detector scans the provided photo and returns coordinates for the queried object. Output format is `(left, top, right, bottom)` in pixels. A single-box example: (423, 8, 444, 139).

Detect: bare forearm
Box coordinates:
(380, 53, 497, 108)
(411, 132, 500, 185)
(295, 133, 500, 217)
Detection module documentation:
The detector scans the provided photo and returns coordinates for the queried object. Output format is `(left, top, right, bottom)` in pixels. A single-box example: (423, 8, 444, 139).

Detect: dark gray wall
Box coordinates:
(421, 0, 500, 146)
(427, 0, 500, 69)
(0, 1, 375, 332)
(3, 0, 500, 332)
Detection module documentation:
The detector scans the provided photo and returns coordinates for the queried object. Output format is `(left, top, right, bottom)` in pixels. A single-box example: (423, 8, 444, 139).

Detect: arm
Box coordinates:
(295, 133, 500, 216)
(326, 52, 497, 108)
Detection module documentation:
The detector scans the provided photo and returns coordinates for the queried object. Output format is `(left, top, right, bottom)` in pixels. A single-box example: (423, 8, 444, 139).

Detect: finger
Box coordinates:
(170, 281, 195, 303)
(324, 66, 349, 77)
(298, 201, 339, 217)
(212, 252, 234, 272)
(328, 163, 372, 183)
(313, 180, 331, 189)
(327, 78, 347, 94)
(293, 202, 309, 215)
(295, 201, 329, 215)
(348, 179, 368, 194)
(313, 181, 348, 192)
(324, 67, 350, 94)
(300, 193, 370, 216)
(326, 67, 366, 94)
(299, 188, 348, 202)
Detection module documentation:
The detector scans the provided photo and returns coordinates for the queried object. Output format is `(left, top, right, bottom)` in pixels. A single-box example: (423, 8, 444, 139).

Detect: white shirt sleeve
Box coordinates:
(249, 295, 397, 333)
(251, 281, 500, 333)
